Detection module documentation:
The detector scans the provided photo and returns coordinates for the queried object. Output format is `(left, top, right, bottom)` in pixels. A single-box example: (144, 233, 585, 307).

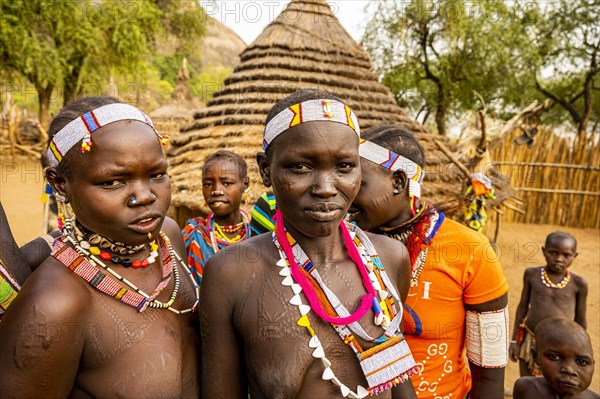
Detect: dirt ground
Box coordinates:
(1, 157, 599, 394)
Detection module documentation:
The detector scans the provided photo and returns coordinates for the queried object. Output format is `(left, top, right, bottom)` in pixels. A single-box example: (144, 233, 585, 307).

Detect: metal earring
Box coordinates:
(393, 189, 400, 195)
(55, 193, 66, 203)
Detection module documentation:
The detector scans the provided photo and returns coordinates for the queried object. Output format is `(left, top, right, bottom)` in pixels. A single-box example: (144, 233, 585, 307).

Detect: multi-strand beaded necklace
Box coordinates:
(53, 217, 199, 314)
(540, 267, 570, 289)
(207, 210, 251, 252)
(273, 210, 417, 397)
(377, 204, 444, 287)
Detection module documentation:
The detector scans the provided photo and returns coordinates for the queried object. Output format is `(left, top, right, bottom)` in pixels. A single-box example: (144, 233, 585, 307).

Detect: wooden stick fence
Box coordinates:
(490, 128, 599, 228)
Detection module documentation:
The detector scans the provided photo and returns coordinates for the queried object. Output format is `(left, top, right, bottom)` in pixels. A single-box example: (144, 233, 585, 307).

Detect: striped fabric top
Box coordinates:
(250, 191, 277, 236)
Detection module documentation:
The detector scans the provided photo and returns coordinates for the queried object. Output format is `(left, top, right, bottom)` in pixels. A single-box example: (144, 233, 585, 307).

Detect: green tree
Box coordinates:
(1, 0, 205, 128)
(513, 0, 599, 134)
(364, 0, 521, 135)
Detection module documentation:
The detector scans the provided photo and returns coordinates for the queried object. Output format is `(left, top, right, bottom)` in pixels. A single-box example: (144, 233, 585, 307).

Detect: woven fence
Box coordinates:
(489, 129, 599, 228)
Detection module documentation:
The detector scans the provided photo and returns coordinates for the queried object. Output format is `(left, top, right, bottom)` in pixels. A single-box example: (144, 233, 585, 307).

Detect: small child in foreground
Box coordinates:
(513, 317, 598, 399)
(510, 231, 588, 376)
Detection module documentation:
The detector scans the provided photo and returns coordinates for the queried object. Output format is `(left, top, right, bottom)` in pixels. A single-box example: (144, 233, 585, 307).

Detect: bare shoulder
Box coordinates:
(513, 377, 549, 399)
(204, 234, 274, 282)
(524, 266, 542, 279)
(2, 256, 91, 328)
(579, 390, 600, 399)
(570, 271, 588, 289)
(161, 216, 186, 257)
(365, 232, 408, 261)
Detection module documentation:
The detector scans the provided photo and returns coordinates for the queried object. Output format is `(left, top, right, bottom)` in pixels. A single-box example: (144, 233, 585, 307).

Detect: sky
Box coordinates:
(199, 1, 373, 44)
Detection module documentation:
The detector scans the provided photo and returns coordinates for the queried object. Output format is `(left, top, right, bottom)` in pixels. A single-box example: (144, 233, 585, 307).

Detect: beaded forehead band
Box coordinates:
(359, 139, 425, 199)
(263, 99, 360, 150)
(47, 103, 169, 166)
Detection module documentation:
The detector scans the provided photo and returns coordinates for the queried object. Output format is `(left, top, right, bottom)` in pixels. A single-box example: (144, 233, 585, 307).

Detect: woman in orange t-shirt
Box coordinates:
(350, 126, 509, 399)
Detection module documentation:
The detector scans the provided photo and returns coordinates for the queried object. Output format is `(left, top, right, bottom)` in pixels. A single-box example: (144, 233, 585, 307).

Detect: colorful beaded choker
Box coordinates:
(378, 205, 444, 287)
(541, 267, 570, 289)
(208, 210, 251, 253)
(273, 211, 417, 396)
(52, 229, 199, 314)
(73, 221, 158, 268)
(75, 220, 147, 255)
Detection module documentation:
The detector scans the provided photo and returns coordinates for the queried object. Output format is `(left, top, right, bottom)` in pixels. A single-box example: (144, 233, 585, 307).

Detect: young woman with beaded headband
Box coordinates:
(349, 125, 509, 399)
(200, 88, 418, 399)
(182, 150, 251, 285)
(0, 97, 200, 398)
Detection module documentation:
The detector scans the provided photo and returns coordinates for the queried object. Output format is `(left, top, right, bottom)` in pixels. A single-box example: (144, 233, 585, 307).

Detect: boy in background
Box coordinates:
(509, 232, 588, 376)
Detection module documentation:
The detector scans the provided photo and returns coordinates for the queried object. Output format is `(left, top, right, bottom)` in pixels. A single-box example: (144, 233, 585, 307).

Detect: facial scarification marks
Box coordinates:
(84, 296, 159, 368)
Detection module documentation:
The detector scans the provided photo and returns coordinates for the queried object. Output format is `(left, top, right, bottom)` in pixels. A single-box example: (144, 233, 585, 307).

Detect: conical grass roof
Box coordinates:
(168, 0, 468, 220)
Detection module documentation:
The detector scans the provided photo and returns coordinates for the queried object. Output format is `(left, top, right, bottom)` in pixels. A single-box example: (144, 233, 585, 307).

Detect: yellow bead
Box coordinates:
(89, 247, 100, 255)
(297, 315, 311, 328)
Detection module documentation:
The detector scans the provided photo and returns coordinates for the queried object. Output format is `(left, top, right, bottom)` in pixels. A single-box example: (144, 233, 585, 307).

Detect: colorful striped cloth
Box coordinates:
(182, 217, 217, 285)
(250, 191, 277, 236)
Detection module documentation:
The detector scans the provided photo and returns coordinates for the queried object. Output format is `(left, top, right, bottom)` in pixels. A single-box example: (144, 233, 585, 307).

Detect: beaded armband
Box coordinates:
(465, 306, 509, 368)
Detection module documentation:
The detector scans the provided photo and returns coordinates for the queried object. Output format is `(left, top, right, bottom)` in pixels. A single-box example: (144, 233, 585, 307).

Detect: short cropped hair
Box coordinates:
(361, 125, 425, 168)
(203, 150, 247, 179)
(535, 317, 591, 348)
(545, 231, 577, 251)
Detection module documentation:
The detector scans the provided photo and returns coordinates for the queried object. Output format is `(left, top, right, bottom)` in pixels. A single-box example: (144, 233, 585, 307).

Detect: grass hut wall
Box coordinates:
(168, 0, 464, 223)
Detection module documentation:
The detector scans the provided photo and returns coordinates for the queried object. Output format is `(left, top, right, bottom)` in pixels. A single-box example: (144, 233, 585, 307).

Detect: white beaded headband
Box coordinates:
(47, 103, 168, 166)
(263, 99, 360, 150)
(359, 139, 425, 198)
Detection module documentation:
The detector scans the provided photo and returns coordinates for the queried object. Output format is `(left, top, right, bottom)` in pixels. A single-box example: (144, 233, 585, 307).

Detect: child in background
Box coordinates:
(513, 317, 598, 399)
(182, 150, 250, 284)
(0, 96, 200, 397)
(510, 231, 588, 376)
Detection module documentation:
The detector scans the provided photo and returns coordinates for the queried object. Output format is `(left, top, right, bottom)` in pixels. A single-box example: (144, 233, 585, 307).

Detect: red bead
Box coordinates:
(99, 252, 112, 261)
(141, 259, 149, 268)
(132, 260, 141, 269)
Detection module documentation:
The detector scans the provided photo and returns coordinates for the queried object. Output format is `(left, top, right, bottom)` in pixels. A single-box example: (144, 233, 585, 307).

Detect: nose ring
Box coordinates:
(211, 191, 224, 196)
(129, 196, 137, 205)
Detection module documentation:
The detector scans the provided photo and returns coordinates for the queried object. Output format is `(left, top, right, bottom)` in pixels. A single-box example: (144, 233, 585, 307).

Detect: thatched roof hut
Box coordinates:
(168, 0, 477, 221)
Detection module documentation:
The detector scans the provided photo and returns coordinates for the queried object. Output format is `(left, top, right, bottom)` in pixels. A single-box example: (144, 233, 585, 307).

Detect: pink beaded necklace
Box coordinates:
(274, 209, 376, 325)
